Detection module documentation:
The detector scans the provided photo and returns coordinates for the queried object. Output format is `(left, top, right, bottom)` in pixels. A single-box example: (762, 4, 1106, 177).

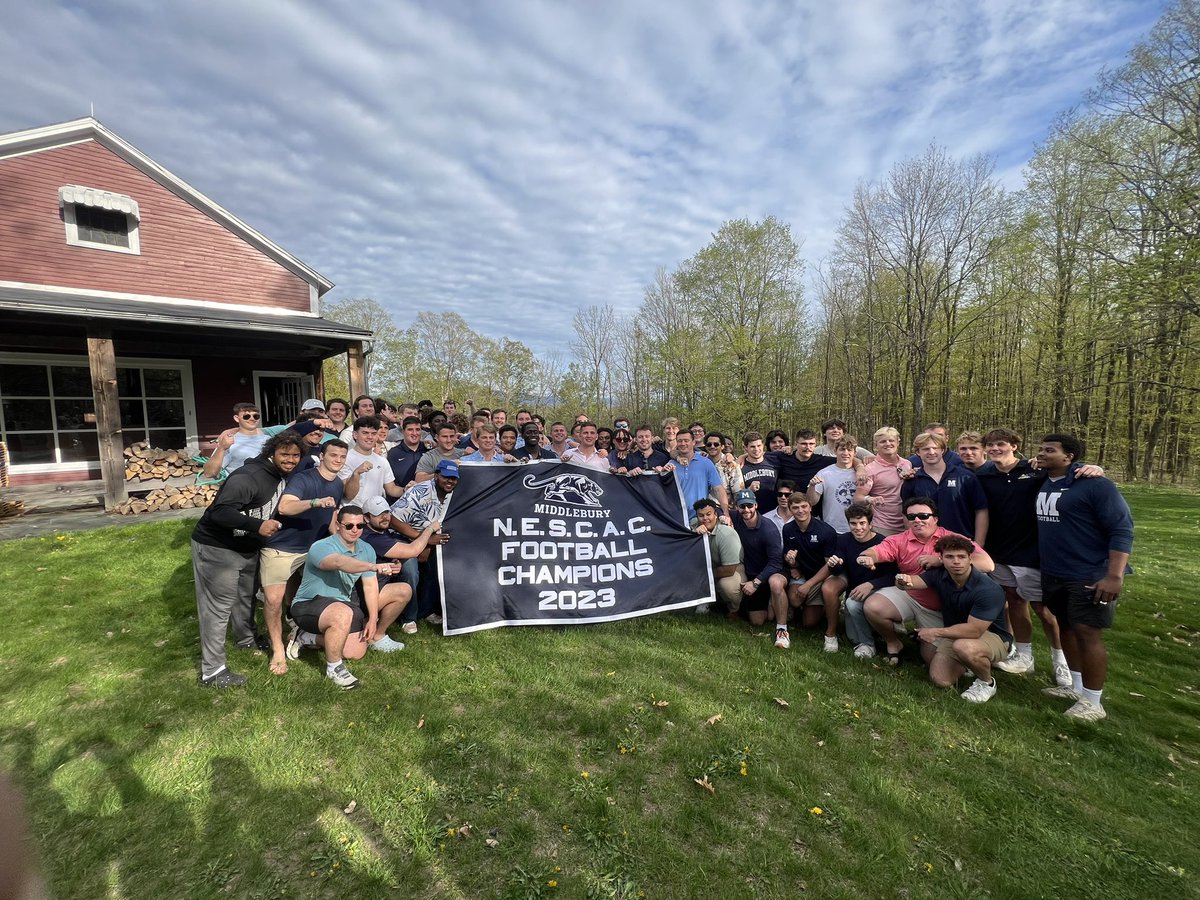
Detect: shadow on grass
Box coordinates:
(2, 720, 413, 898)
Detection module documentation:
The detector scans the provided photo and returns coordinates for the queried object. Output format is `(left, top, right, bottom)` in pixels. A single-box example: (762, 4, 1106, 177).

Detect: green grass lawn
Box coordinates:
(1, 485, 1198, 899)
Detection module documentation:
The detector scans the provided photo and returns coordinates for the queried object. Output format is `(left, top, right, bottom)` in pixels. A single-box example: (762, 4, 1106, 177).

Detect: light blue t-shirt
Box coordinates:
(224, 432, 269, 474)
(293, 533, 377, 605)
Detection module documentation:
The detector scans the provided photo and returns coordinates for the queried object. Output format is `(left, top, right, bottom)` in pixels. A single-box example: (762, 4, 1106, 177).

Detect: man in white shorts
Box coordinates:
(857, 497, 994, 666)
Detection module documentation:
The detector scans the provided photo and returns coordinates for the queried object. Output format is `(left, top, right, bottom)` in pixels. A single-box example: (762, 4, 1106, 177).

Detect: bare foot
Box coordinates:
(269, 657, 288, 675)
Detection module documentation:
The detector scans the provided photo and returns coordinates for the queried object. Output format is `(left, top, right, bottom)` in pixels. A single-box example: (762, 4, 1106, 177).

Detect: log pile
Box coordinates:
(113, 483, 219, 516)
(123, 442, 203, 482)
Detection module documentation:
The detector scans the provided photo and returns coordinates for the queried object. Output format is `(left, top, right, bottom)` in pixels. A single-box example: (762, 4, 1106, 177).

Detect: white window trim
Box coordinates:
(59, 185, 141, 255)
(0, 352, 195, 475)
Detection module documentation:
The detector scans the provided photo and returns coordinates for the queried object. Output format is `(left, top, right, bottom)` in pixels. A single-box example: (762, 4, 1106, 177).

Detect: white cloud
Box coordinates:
(0, 0, 1169, 354)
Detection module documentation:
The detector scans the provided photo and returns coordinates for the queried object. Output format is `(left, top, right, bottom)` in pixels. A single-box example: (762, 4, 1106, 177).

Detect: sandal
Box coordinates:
(885, 646, 903, 667)
(269, 658, 288, 676)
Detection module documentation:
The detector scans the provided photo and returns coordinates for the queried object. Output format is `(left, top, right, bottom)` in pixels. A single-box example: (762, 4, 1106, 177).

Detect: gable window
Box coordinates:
(59, 185, 141, 254)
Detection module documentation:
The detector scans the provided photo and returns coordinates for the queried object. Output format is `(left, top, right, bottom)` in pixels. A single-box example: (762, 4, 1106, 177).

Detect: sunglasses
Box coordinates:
(615, 435, 630, 441)
(340, 522, 365, 530)
(706, 442, 722, 448)
(777, 491, 792, 498)
(905, 512, 934, 521)
(240, 413, 261, 420)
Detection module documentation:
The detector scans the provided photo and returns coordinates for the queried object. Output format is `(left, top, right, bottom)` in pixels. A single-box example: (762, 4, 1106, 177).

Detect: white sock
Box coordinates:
(326, 660, 342, 675)
(1050, 647, 1067, 667)
(1016, 642, 1033, 658)
(1070, 671, 1083, 693)
(301, 631, 318, 647)
(1081, 687, 1104, 706)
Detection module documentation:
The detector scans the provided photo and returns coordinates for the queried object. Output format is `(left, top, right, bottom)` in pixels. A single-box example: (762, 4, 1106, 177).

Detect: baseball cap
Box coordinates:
(436, 460, 460, 478)
(300, 398, 326, 412)
(362, 496, 391, 516)
(291, 420, 321, 437)
(735, 489, 757, 507)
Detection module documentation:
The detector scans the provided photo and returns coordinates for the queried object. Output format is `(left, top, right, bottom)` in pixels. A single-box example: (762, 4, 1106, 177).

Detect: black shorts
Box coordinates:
(1041, 573, 1117, 629)
(291, 595, 366, 634)
(740, 580, 774, 614)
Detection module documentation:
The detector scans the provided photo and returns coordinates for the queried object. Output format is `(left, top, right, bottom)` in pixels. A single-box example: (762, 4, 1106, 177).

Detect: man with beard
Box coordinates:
(191, 431, 303, 687)
(732, 490, 790, 649)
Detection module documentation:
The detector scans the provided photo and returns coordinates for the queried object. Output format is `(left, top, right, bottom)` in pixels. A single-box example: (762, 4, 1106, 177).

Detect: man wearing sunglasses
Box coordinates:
(287, 505, 404, 690)
(200, 402, 269, 480)
(856, 496, 994, 667)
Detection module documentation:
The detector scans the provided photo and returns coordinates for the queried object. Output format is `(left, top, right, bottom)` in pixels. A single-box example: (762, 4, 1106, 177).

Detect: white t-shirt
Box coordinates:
(339, 446, 395, 507)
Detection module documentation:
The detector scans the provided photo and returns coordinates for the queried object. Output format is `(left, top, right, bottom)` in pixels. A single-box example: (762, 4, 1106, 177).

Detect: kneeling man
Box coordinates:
(287, 505, 405, 689)
(898, 535, 1012, 703)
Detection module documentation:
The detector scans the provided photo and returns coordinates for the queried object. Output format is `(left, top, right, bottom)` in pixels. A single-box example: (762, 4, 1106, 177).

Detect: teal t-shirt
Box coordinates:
(293, 534, 377, 605)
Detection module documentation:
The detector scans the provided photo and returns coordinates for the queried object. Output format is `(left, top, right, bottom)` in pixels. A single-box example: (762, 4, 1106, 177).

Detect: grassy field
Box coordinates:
(1, 485, 1198, 899)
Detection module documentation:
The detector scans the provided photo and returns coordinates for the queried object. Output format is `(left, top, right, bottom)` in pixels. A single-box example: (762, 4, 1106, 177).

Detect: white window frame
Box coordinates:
(0, 352, 195, 475)
(60, 187, 141, 255)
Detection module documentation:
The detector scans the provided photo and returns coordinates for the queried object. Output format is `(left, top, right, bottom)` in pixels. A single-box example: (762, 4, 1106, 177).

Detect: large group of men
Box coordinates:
(189, 396, 1134, 723)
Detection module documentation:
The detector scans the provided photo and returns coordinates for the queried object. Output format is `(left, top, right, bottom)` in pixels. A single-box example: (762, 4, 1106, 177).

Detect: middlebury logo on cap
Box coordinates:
(735, 489, 757, 507)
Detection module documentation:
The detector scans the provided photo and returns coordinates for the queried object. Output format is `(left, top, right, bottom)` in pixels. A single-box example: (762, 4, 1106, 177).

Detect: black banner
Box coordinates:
(437, 462, 714, 634)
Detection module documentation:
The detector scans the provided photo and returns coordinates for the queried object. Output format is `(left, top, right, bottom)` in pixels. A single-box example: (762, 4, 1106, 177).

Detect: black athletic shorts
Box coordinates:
(291, 595, 366, 634)
(1041, 573, 1116, 629)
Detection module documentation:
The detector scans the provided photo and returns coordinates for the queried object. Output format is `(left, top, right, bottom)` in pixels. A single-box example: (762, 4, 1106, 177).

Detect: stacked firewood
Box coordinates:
(123, 442, 203, 482)
(113, 483, 218, 515)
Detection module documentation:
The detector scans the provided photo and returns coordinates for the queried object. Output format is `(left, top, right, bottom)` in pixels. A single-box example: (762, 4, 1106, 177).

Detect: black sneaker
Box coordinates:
(201, 670, 248, 688)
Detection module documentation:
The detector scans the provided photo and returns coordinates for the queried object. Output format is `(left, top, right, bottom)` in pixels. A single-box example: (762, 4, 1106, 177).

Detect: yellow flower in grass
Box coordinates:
(924, 863, 935, 874)
(809, 807, 823, 815)
(580, 771, 589, 779)
(548, 879, 558, 888)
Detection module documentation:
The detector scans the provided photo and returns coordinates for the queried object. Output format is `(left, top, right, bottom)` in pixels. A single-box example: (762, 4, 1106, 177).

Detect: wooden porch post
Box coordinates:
(87, 327, 128, 511)
(347, 341, 367, 400)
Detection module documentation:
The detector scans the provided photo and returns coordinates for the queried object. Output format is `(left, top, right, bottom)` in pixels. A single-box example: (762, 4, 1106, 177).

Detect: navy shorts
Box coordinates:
(291, 595, 366, 634)
(1041, 573, 1117, 629)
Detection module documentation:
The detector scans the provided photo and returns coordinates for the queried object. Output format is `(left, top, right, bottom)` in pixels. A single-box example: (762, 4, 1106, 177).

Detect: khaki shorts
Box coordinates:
(871, 585, 943, 629)
(934, 630, 1009, 665)
(259, 547, 306, 587)
(789, 578, 825, 606)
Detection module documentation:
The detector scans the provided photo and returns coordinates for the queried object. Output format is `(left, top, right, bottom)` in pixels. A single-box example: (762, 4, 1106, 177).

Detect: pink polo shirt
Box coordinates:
(857, 457, 913, 534)
(872, 526, 983, 610)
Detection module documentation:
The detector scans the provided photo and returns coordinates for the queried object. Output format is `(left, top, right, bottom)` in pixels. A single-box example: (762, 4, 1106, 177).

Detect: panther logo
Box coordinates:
(522, 472, 605, 507)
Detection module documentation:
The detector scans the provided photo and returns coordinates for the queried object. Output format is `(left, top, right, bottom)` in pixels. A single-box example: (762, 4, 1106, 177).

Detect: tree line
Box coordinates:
(324, 1, 1200, 482)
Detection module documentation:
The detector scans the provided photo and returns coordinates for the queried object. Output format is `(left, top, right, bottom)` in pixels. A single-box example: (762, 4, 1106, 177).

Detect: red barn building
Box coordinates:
(0, 117, 370, 508)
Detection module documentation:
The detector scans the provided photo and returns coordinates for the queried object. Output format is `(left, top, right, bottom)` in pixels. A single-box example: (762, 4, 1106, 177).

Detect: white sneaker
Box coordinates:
(961, 678, 997, 703)
(327, 662, 359, 690)
(401, 621, 418, 635)
(1052, 662, 1071, 687)
(285, 627, 306, 661)
(774, 628, 791, 650)
(1042, 684, 1081, 700)
(694, 603, 711, 615)
(823, 635, 839, 653)
(1064, 699, 1107, 721)
(995, 653, 1034, 674)
(425, 613, 444, 625)
(853, 643, 876, 659)
(369, 635, 406, 653)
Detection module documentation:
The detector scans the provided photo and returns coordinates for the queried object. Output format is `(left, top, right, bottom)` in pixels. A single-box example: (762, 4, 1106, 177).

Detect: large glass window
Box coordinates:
(0, 357, 193, 469)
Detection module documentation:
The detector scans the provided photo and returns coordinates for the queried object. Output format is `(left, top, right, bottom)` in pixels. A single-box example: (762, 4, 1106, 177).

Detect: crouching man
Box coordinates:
(286, 505, 406, 689)
(897, 535, 1012, 703)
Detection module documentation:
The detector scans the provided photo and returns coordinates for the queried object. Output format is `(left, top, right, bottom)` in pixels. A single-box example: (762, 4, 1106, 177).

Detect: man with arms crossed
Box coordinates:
(1035, 434, 1134, 721)
(897, 535, 1012, 703)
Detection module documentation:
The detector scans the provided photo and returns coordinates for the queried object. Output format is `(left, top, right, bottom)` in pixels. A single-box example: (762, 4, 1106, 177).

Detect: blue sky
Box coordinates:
(0, 1, 1167, 354)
